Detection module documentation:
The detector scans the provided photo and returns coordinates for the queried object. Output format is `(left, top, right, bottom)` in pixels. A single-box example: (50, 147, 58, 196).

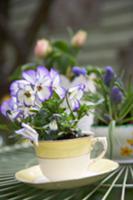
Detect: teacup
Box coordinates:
(34, 135, 107, 181)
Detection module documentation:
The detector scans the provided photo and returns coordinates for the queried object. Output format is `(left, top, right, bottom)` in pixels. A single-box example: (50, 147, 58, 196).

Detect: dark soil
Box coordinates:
(57, 133, 89, 140)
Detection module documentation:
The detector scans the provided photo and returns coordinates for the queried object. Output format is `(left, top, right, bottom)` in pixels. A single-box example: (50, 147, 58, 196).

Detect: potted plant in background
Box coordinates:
(34, 30, 87, 76)
(0, 66, 107, 181)
(10, 30, 88, 81)
(83, 66, 133, 163)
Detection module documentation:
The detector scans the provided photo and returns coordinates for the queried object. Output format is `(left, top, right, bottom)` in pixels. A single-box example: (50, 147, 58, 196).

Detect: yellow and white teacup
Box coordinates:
(34, 135, 107, 181)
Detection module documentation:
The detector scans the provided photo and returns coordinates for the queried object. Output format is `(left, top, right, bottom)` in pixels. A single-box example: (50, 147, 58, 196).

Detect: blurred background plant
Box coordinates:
(85, 66, 133, 126)
(10, 30, 87, 81)
(82, 66, 133, 159)
(35, 30, 87, 76)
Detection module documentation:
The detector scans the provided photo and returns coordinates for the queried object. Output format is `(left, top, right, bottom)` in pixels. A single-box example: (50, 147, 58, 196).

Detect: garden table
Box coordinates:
(0, 144, 133, 200)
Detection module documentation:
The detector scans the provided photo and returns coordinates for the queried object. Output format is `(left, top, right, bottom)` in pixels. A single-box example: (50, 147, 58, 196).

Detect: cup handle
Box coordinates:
(92, 137, 107, 160)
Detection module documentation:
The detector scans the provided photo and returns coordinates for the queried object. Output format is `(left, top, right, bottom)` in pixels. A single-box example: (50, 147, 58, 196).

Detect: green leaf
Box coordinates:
(118, 94, 133, 121)
(0, 124, 9, 131)
(9, 63, 37, 81)
(21, 63, 37, 71)
(53, 40, 69, 53)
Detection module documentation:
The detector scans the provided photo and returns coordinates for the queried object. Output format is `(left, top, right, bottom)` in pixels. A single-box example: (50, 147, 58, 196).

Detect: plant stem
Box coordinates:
(66, 94, 75, 119)
(108, 120, 115, 159)
(107, 96, 113, 118)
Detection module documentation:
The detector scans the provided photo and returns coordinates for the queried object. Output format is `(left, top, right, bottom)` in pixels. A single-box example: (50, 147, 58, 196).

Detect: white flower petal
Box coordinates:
(22, 70, 36, 84)
(50, 68, 58, 79)
(24, 95, 35, 106)
(60, 75, 71, 89)
(50, 68, 60, 87)
(36, 66, 49, 81)
(69, 85, 85, 100)
(15, 123, 38, 145)
(37, 87, 52, 101)
(41, 76, 51, 87)
(53, 75, 60, 87)
(78, 115, 94, 132)
(54, 87, 66, 99)
(70, 98, 80, 111)
(17, 90, 25, 104)
(24, 85, 33, 91)
(10, 80, 29, 95)
(72, 75, 96, 92)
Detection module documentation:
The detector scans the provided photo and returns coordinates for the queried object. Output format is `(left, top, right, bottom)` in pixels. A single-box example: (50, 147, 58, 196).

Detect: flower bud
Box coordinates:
(103, 66, 115, 86)
(34, 39, 52, 58)
(111, 86, 123, 104)
(72, 66, 86, 76)
(71, 30, 87, 47)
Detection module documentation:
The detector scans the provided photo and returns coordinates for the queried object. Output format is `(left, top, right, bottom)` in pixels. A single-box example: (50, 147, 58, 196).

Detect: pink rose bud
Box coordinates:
(71, 30, 87, 47)
(34, 39, 52, 58)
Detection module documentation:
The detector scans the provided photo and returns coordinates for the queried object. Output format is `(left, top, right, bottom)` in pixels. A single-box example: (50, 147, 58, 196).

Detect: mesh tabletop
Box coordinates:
(0, 144, 133, 200)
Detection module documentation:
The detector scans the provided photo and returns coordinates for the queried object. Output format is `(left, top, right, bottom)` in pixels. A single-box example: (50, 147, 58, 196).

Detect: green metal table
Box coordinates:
(0, 144, 133, 200)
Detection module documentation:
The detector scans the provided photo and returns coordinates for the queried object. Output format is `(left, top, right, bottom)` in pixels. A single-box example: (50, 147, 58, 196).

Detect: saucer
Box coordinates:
(15, 159, 119, 190)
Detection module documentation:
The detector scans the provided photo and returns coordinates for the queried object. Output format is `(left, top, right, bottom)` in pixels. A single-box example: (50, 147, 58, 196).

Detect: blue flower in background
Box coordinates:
(72, 66, 86, 76)
(104, 66, 115, 86)
(111, 86, 123, 104)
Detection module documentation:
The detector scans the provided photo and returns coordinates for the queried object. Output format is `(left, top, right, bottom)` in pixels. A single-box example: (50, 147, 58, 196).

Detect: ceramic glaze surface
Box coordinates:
(34, 136, 107, 180)
(38, 154, 90, 181)
(34, 136, 93, 159)
(15, 159, 119, 190)
(92, 125, 133, 163)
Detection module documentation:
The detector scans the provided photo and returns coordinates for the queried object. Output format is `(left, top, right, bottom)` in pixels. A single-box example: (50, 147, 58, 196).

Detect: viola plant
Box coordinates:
(0, 66, 92, 144)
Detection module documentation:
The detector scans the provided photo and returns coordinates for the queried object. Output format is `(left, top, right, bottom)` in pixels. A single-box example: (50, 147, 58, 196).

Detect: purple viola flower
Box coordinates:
(10, 80, 36, 107)
(0, 99, 11, 117)
(15, 123, 39, 145)
(16, 105, 40, 120)
(10, 80, 30, 96)
(11, 66, 52, 104)
(72, 66, 87, 76)
(103, 66, 115, 86)
(111, 86, 123, 104)
(16, 83, 35, 106)
(50, 68, 66, 99)
(0, 97, 20, 120)
(35, 66, 52, 102)
(22, 66, 52, 102)
(68, 84, 85, 111)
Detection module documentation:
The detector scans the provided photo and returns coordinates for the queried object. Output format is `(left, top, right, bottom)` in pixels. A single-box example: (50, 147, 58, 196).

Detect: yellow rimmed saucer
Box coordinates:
(15, 159, 119, 190)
